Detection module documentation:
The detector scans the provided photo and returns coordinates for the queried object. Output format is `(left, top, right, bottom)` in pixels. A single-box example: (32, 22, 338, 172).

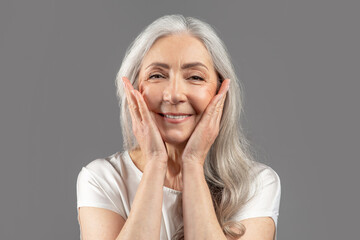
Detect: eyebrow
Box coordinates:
(145, 62, 209, 71)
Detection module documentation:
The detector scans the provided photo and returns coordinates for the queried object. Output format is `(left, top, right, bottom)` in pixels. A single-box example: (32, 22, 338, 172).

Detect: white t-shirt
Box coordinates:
(76, 151, 281, 240)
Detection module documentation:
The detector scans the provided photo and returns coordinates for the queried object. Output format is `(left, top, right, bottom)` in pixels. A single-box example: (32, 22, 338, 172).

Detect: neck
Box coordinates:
(130, 141, 187, 174)
(129, 142, 186, 191)
(164, 141, 186, 177)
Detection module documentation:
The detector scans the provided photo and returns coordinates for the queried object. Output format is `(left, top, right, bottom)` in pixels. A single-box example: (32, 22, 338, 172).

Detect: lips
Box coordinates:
(159, 113, 192, 118)
(157, 112, 193, 123)
(160, 112, 192, 115)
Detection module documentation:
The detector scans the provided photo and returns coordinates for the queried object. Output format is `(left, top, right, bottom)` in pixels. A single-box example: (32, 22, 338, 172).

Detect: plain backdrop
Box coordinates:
(0, 0, 359, 239)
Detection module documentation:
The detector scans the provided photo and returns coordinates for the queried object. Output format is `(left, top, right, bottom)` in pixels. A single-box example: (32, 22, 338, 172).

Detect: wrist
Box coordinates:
(145, 158, 168, 171)
(182, 155, 205, 166)
(182, 160, 204, 173)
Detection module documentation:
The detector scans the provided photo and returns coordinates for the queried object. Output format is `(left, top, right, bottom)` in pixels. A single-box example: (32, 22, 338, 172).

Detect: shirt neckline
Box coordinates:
(122, 150, 182, 195)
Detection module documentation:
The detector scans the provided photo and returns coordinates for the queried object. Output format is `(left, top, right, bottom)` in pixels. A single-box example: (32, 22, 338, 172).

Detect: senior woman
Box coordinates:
(76, 15, 281, 240)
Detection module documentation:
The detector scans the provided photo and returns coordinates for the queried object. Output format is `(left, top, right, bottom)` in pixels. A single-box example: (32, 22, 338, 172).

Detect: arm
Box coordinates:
(116, 159, 167, 239)
(182, 161, 227, 240)
(182, 162, 276, 240)
(237, 217, 276, 240)
(78, 160, 167, 240)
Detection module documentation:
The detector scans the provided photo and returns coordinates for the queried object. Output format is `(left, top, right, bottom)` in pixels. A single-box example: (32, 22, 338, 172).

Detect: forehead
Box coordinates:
(141, 34, 214, 69)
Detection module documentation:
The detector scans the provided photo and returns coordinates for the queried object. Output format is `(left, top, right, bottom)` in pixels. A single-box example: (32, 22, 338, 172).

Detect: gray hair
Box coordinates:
(115, 14, 257, 239)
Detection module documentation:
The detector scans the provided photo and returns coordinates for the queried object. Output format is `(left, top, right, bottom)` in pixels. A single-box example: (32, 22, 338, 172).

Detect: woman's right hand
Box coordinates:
(122, 76, 168, 165)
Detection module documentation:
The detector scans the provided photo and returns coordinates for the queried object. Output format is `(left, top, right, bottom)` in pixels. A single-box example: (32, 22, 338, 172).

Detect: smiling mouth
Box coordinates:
(158, 113, 193, 123)
(159, 113, 192, 119)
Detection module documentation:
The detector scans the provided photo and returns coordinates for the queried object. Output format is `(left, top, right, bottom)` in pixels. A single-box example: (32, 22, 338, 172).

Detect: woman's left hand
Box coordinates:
(182, 79, 230, 166)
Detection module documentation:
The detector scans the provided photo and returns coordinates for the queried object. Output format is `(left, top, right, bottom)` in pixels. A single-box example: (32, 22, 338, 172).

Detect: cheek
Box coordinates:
(140, 84, 162, 110)
(189, 90, 215, 114)
(139, 81, 217, 114)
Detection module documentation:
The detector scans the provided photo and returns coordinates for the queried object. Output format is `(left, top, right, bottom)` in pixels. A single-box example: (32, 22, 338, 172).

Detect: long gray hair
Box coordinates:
(115, 14, 257, 239)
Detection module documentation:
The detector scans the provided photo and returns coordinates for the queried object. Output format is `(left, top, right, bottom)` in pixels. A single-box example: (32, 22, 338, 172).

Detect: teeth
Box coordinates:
(164, 114, 190, 119)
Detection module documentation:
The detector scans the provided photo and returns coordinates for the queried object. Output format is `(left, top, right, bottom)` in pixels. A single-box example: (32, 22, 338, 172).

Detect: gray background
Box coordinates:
(0, 0, 359, 239)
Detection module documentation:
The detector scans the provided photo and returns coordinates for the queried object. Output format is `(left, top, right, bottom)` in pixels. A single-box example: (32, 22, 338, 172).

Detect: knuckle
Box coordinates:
(131, 105, 138, 111)
(129, 103, 137, 111)
(132, 123, 141, 132)
(205, 111, 213, 118)
(215, 106, 223, 114)
(132, 126, 137, 134)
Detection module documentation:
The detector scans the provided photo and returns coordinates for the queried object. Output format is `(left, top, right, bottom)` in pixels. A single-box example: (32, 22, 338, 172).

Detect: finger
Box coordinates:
(122, 76, 136, 92)
(217, 79, 230, 99)
(122, 76, 141, 123)
(200, 79, 229, 131)
(214, 91, 227, 126)
(202, 79, 230, 121)
(210, 79, 229, 125)
(216, 79, 230, 111)
(133, 90, 152, 123)
(211, 79, 230, 111)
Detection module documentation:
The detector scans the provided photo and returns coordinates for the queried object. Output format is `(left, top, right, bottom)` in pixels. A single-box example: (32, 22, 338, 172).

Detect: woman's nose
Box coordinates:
(162, 76, 186, 104)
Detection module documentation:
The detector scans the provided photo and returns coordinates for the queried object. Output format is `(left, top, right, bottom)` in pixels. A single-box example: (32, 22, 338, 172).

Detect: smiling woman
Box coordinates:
(76, 14, 281, 240)
(138, 34, 218, 146)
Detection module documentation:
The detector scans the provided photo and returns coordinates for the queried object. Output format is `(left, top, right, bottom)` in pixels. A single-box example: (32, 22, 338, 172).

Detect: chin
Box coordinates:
(160, 133, 190, 146)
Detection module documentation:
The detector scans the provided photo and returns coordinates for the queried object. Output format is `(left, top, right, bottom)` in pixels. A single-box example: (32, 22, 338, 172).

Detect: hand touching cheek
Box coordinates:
(182, 79, 230, 165)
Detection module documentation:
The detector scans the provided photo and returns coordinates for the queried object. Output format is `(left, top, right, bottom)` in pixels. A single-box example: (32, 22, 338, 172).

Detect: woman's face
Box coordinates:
(138, 34, 219, 145)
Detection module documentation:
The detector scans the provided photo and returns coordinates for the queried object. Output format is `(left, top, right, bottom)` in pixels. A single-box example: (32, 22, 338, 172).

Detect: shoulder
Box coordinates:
(250, 161, 281, 189)
(83, 157, 113, 174)
(232, 161, 281, 226)
(76, 152, 129, 219)
(77, 152, 126, 184)
(249, 161, 281, 207)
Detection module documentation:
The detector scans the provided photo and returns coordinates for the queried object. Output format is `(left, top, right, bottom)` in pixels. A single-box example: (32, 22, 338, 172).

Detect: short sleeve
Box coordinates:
(232, 164, 281, 227)
(76, 159, 127, 220)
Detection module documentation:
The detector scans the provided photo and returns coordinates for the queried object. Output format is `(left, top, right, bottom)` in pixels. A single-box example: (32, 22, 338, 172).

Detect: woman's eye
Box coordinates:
(149, 74, 164, 79)
(189, 75, 204, 81)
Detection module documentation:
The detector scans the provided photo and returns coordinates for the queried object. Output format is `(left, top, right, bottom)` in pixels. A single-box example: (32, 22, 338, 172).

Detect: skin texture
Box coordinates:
(133, 33, 222, 191)
(78, 33, 276, 240)
(138, 34, 218, 146)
